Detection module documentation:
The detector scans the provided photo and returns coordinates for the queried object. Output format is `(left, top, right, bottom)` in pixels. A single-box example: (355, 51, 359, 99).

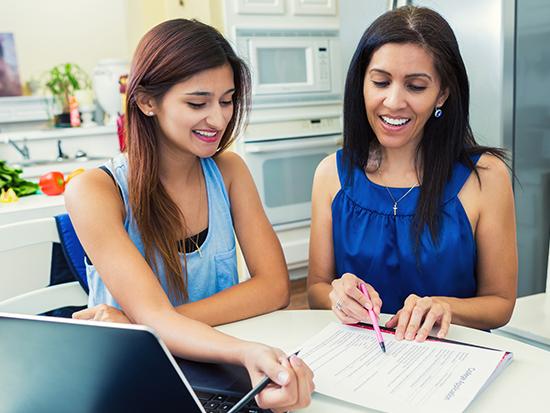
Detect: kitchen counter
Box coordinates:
(0, 193, 66, 226)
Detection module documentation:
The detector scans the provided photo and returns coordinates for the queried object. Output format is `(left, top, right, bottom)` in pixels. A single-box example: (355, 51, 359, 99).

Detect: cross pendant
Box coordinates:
(393, 203, 398, 216)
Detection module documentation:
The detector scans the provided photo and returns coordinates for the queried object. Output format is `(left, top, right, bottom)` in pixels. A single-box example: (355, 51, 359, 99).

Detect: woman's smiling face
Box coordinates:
(154, 63, 235, 158)
(363, 42, 448, 152)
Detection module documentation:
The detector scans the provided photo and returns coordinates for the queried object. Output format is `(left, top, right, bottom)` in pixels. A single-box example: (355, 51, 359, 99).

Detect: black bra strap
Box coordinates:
(98, 165, 124, 201)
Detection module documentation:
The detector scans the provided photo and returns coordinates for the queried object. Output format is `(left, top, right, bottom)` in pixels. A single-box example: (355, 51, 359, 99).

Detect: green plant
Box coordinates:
(43, 63, 91, 113)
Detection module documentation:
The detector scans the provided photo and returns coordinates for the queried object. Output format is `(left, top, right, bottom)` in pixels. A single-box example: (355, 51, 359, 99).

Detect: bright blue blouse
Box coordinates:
(332, 149, 481, 314)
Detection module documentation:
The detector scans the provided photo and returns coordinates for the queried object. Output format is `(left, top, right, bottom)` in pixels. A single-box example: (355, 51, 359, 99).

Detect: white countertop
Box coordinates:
(217, 310, 550, 413)
(0, 193, 66, 226)
(496, 293, 550, 349)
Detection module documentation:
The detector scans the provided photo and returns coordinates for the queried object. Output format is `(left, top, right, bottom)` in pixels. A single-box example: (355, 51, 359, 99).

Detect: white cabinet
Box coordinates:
(0, 96, 52, 131)
(275, 223, 310, 270)
(236, 0, 285, 15)
(227, 0, 339, 25)
(291, 0, 336, 16)
(234, 0, 336, 16)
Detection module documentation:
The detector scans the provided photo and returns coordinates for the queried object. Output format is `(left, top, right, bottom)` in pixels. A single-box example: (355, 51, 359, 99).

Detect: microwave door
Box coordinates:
(249, 38, 330, 96)
(251, 46, 312, 94)
(242, 135, 342, 226)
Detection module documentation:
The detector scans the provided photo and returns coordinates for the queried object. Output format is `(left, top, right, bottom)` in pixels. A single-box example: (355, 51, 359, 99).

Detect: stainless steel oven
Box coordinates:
(237, 114, 342, 227)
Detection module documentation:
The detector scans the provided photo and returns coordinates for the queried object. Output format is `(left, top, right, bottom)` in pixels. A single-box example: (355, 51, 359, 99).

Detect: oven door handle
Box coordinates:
(244, 135, 342, 153)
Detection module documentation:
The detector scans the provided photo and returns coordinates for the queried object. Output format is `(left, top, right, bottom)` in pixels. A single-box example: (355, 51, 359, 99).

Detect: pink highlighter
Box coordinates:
(359, 283, 386, 353)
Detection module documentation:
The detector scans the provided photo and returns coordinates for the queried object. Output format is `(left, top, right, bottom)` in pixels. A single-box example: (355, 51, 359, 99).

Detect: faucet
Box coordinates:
(56, 139, 69, 162)
(8, 139, 30, 160)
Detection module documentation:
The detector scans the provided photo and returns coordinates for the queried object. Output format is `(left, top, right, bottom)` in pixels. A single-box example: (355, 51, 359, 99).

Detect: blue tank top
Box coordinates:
(332, 149, 480, 314)
(86, 154, 238, 309)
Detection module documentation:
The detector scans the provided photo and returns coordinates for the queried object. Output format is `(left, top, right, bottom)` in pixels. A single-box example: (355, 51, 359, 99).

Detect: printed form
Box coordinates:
(298, 322, 511, 413)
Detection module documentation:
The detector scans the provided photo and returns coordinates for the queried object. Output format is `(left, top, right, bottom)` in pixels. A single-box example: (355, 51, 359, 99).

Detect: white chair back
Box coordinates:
(0, 217, 88, 314)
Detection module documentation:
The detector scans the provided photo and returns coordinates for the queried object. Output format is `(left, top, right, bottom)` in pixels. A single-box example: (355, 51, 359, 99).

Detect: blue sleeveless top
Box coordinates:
(332, 149, 480, 314)
(86, 154, 238, 309)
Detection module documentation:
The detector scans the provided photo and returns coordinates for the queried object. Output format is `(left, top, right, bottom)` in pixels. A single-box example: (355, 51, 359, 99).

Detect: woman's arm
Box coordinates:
(386, 154, 518, 339)
(65, 169, 314, 411)
(65, 169, 252, 361)
(173, 151, 290, 326)
(307, 154, 381, 322)
(443, 154, 517, 329)
(307, 154, 339, 309)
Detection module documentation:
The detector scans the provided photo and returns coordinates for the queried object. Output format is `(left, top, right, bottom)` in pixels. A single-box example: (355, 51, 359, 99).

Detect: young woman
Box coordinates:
(307, 6, 517, 342)
(66, 19, 313, 411)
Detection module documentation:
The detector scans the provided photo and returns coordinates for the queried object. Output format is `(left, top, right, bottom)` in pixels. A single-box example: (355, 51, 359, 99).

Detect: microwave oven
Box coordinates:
(235, 28, 342, 106)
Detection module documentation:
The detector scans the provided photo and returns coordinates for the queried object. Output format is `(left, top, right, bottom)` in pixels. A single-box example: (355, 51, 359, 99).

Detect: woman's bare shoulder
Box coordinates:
(212, 150, 253, 195)
(315, 152, 338, 179)
(213, 150, 246, 175)
(313, 152, 341, 200)
(64, 167, 124, 218)
(476, 153, 511, 189)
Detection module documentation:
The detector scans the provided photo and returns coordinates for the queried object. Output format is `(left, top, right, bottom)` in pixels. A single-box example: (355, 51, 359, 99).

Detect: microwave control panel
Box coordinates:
(317, 47, 330, 82)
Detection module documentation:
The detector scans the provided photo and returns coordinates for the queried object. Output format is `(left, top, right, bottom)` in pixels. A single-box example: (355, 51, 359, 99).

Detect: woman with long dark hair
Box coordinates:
(308, 6, 517, 341)
(66, 19, 313, 410)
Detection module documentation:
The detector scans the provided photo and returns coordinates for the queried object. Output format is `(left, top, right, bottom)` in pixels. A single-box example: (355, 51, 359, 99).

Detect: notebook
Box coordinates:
(297, 322, 512, 413)
(0, 312, 270, 413)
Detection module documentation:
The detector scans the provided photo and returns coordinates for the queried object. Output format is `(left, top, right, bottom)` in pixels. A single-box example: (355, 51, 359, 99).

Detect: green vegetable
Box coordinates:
(0, 160, 39, 197)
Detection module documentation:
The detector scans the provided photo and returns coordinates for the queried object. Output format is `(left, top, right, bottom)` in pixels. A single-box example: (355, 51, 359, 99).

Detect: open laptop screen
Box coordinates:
(0, 313, 203, 413)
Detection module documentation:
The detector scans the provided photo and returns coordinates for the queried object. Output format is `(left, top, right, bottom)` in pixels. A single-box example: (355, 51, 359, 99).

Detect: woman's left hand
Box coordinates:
(385, 294, 451, 341)
(72, 304, 132, 324)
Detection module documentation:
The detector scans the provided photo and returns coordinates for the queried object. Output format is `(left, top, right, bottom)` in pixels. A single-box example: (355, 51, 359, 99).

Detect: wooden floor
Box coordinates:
(286, 278, 309, 310)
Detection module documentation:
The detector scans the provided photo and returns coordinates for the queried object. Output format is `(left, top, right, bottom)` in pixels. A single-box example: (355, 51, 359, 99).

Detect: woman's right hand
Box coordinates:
(329, 273, 382, 324)
(242, 343, 314, 412)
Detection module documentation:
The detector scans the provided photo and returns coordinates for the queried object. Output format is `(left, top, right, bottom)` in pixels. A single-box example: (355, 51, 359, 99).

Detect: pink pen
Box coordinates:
(359, 283, 386, 353)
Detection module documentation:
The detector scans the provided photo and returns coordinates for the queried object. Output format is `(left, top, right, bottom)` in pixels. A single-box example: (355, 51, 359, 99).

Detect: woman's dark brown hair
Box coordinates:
(343, 6, 506, 246)
(125, 19, 250, 301)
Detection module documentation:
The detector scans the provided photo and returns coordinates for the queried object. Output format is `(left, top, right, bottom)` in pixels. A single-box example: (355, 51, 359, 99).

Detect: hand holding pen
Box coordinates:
(331, 273, 383, 326)
(233, 344, 314, 413)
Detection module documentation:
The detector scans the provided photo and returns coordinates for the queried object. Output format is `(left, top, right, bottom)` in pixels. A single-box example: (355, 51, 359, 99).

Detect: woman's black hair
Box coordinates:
(343, 5, 507, 245)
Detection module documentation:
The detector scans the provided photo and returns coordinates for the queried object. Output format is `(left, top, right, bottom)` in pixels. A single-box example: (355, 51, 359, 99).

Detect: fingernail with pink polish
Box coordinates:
(290, 355, 302, 367)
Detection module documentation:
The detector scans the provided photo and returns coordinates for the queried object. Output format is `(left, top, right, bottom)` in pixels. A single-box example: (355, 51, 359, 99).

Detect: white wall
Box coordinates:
(339, 0, 387, 84)
(0, 0, 129, 84)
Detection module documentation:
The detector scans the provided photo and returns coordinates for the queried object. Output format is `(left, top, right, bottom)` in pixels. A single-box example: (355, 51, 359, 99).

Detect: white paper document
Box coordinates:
(298, 322, 512, 413)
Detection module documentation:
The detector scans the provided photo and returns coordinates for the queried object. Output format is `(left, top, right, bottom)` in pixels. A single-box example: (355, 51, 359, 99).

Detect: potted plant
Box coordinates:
(43, 63, 91, 127)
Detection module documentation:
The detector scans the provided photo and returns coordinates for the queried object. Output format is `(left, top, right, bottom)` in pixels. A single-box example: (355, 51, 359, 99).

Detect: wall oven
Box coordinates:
(238, 114, 342, 227)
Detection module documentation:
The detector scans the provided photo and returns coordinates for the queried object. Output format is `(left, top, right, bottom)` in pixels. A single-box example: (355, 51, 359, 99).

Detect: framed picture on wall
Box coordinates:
(0, 33, 22, 97)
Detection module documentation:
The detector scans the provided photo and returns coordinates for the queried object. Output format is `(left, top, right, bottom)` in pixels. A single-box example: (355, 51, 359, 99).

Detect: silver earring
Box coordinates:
(146, 111, 154, 116)
(434, 107, 443, 118)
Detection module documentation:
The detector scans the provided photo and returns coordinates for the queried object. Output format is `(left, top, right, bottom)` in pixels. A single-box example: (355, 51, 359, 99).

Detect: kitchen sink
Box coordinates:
(72, 155, 110, 162)
(12, 159, 54, 167)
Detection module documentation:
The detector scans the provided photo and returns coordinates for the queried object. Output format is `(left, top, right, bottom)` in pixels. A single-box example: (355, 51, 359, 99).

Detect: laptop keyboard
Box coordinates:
(195, 390, 271, 413)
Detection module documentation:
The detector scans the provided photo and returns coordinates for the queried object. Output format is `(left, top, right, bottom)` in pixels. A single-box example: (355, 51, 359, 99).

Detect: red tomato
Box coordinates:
(39, 171, 65, 196)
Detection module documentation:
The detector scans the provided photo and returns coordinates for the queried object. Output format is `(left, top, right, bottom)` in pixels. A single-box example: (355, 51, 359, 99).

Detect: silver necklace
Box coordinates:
(377, 170, 417, 216)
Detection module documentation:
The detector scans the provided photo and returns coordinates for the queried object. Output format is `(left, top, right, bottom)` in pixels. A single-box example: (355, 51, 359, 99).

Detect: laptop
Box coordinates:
(0, 312, 271, 413)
